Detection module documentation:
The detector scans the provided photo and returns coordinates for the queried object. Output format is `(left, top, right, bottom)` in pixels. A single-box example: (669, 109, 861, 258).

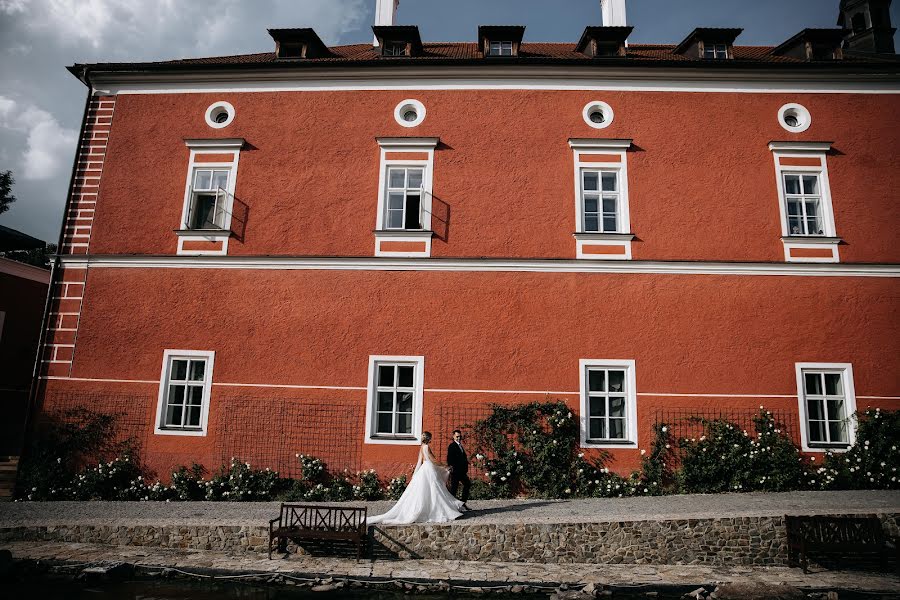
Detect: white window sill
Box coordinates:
(573, 232, 636, 241)
(154, 427, 207, 437)
(365, 435, 421, 446)
(175, 229, 231, 239)
(580, 439, 637, 449)
(781, 235, 842, 244)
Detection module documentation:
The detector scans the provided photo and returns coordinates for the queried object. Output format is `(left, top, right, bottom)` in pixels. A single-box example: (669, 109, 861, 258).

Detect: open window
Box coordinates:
(177, 139, 244, 255)
(374, 137, 438, 257)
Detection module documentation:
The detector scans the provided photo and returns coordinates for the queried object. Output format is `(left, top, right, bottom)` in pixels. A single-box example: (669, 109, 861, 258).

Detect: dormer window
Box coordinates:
(771, 29, 844, 62)
(373, 25, 423, 57)
(489, 41, 514, 56)
(268, 28, 330, 60)
(703, 43, 728, 59)
(478, 25, 525, 58)
(575, 26, 632, 58)
(674, 27, 742, 60)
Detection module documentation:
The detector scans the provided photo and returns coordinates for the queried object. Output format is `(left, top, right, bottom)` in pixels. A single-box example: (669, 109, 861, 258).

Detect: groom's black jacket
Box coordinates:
(447, 441, 469, 475)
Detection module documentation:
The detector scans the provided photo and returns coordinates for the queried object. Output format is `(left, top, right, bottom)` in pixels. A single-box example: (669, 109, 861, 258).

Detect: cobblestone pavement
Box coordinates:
(3, 490, 899, 527)
(5, 540, 899, 593)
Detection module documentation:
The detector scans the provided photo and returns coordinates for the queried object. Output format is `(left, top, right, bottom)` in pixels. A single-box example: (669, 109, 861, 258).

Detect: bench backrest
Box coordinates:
(786, 515, 884, 546)
(280, 504, 367, 532)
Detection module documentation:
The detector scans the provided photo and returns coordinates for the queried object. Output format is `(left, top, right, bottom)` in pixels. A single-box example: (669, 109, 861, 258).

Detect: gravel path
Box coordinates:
(1, 490, 898, 528)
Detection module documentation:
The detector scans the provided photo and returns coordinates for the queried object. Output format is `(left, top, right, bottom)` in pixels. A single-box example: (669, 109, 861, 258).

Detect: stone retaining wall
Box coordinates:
(1, 513, 897, 566)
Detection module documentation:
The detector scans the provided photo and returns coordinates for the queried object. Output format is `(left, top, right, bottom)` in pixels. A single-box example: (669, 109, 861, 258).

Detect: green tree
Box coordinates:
(2, 243, 57, 269)
(0, 170, 15, 215)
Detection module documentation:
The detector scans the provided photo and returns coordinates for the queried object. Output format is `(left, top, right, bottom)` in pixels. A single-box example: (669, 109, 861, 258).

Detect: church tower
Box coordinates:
(837, 0, 896, 54)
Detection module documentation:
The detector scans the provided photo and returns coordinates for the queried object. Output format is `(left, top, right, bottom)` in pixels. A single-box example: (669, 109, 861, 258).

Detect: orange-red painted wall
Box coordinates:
(88, 90, 900, 263)
(36, 267, 900, 477)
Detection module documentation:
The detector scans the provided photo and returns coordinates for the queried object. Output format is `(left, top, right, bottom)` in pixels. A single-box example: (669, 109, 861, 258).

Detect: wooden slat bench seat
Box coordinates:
(268, 503, 367, 560)
(786, 514, 889, 573)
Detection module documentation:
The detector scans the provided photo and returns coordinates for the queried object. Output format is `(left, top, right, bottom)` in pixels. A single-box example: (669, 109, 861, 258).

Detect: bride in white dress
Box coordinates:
(367, 432, 465, 525)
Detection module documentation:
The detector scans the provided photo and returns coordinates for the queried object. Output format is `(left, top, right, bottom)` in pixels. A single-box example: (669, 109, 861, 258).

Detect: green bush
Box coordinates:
(203, 459, 282, 501)
(387, 474, 408, 500)
(17, 409, 126, 500)
(470, 400, 580, 498)
(353, 469, 384, 500)
(676, 409, 807, 494)
(821, 408, 900, 490)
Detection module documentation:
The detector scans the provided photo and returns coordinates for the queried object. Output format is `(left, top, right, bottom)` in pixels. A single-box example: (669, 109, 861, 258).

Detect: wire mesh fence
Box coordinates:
(436, 399, 543, 461)
(652, 406, 802, 466)
(41, 389, 152, 451)
(214, 396, 365, 478)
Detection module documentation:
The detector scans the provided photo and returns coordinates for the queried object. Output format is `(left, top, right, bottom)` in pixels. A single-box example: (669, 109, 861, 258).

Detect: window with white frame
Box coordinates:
(580, 170, 620, 233)
(489, 41, 514, 56)
(385, 167, 424, 230)
(188, 168, 230, 230)
(782, 172, 824, 236)
(365, 355, 424, 444)
(703, 43, 728, 59)
(796, 363, 856, 451)
(579, 359, 637, 447)
(155, 350, 214, 436)
(382, 41, 408, 56)
(178, 139, 243, 256)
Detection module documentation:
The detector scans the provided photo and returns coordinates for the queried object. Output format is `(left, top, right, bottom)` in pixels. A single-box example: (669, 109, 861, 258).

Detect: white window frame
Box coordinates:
(154, 349, 215, 437)
(375, 138, 438, 257)
(579, 169, 623, 234)
(569, 138, 633, 260)
(579, 359, 638, 448)
(364, 355, 424, 445)
(703, 43, 728, 59)
(795, 362, 857, 452)
(769, 142, 840, 263)
(177, 139, 244, 256)
(489, 41, 514, 56)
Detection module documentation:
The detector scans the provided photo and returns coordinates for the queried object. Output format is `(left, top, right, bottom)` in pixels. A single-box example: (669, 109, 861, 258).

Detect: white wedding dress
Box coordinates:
(367, 443, 464, 525)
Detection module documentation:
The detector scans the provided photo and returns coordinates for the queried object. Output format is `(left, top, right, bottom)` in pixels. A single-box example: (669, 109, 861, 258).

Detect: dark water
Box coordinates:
(0, 577, 701, 599)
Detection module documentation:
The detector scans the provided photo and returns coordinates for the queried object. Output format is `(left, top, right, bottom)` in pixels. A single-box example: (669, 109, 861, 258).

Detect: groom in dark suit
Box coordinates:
(446, 429, 471, 509)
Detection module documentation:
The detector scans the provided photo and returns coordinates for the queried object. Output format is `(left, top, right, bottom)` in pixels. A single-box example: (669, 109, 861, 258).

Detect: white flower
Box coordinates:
(564, 488, 571, 494)
(500, 476, 507, 482)
(577, 453, 584, 458)
(640, 449, 646, 456)
(661, 426, 668, 433)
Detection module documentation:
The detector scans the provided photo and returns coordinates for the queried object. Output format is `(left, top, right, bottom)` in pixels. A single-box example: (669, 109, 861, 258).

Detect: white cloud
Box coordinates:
(9, 0, 369, 54)
(0, 95, 77, 180)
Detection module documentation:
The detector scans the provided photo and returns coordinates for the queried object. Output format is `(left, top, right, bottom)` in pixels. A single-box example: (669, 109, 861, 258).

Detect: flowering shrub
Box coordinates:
(203, 459, 282, 501)
(470, 400, 580, 498)
(821, 408, 900, 490)
(354, 469, 384, 500)
(19, 406, 899, 501)
(387, 474, 408, 500)
(676, 409, 810, 494)
(17, 409, 125, 500)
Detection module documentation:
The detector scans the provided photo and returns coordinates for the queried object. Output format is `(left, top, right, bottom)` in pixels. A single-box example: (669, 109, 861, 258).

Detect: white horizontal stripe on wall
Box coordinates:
(38, 376, 900, 401)
(58, 255, 900, 278)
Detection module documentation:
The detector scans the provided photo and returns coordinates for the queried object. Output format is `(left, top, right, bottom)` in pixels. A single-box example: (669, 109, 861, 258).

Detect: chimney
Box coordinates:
(601, 0, 627, 28)
(374, 0, 399, 46)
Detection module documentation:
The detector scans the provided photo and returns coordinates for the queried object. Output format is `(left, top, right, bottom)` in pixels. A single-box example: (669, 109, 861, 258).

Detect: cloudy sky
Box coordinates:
(1, 0, 897, 243)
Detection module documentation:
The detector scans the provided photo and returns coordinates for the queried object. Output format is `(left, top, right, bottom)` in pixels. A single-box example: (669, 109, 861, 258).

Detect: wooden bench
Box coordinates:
(268, 503, 367, 560)
(786, 515, 888, 573)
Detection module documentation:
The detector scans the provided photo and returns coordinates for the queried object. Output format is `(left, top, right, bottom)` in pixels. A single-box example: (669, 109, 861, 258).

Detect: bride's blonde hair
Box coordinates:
(421, 431, 432, 444)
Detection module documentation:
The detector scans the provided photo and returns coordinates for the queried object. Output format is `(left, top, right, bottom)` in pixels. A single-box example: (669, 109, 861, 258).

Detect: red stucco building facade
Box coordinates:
(32, 3, 900, 479)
